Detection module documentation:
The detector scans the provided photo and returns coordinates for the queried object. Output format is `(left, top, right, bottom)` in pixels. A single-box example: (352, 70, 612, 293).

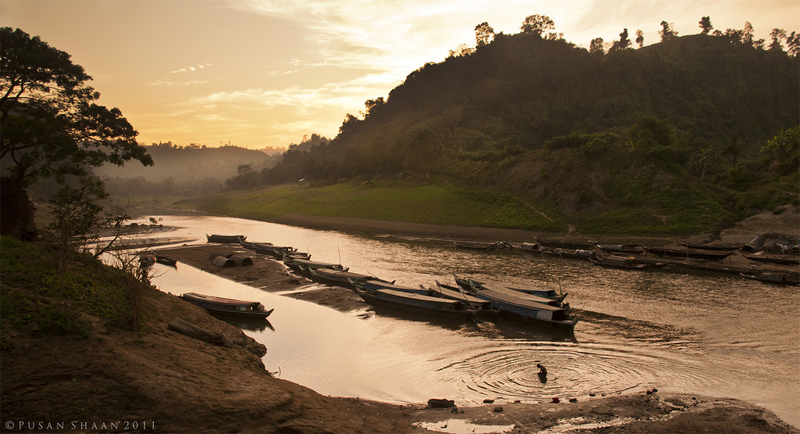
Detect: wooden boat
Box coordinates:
(139, 251, 156, 268)
(541, 247, 597, 260)
(239, 240, 273, 250)
(517, 242, 542, 253)
(679, 242, 741, 252)
(355, 288, 477, 320)
(255, 245, 297, 258)
(206, 234, 246, 243)
(468, 281, 563, 307)
(743, 255, 800, 266)
(284, 257, 347, 272)
(456, 276, 565, 301)
(181, 292, 274, 319)
(594, 243, 644, 254)
(463, 285, 577, 330)
(643, 246, 732, 261)
(589, 254, 656, 270)
(453, 241, 511, 250)
(306, 267, 392, 290)
(535, 238, 594, 250)
(740, 272, 800, 286)
(155, 254, 177, 267)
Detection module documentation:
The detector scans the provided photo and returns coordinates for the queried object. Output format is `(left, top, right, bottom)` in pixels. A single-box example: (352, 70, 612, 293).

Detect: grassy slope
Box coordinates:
(177, 181, 567, 232)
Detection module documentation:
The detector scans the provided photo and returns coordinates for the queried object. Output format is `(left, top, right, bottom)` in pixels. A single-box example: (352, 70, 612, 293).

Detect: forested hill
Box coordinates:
(260, 32, 799, 234)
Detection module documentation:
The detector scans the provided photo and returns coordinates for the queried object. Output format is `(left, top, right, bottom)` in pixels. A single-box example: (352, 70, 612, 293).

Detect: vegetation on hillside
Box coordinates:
(213, 16, 799, 235)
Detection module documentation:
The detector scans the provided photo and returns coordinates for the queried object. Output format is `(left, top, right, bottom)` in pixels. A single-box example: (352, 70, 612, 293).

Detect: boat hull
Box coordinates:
(181, 292, 273, 320)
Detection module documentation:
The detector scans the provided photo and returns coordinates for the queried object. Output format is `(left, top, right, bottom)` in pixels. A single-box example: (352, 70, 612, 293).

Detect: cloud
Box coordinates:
(171, 63, 213, 74)
(149, 80, 210, 86)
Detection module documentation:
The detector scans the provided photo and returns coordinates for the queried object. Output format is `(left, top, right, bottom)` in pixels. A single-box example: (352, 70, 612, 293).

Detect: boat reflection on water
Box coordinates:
(222, 318, 275, 332)
(359, 304, 576, 343)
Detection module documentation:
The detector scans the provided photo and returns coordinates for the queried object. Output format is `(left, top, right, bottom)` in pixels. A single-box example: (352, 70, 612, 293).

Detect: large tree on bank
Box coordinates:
(0, 27, 152, 239)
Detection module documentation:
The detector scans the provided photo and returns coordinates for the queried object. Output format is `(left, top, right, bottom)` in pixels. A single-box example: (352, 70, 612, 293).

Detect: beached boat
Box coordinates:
(679, 242, 742, 252)
(593, 243, 644, 255)
(453, 241, 512, 250)
(239, 240, 273, 250)
(457, 280, 577, 329)
(284, 257, 348, 272)
(355, 288, 477, 320)
(181, 292, 274, 319)
(643, 246, 732, 261)
(740, 272, 800, 286)
(155, 254, 177, 267)
(541, 247, 597, 260)
(139, 251, 156, 268)
(589, 254, 657, 270)
(305, 267, 392, 289)
(456, 276, 565, 301)
(517, 242, 542, 253)
(535, 238, 594, 250)
(254, 245, 297, 258)
(206, 234, 246, 243)
(743, 255, 800, 266)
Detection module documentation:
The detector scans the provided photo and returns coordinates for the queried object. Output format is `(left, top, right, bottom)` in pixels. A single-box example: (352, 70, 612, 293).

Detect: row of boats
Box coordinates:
(206, 234, 579, 330)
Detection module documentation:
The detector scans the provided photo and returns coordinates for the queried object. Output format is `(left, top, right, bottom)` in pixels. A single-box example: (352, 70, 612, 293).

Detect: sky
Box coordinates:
(2, 0, 798, 149)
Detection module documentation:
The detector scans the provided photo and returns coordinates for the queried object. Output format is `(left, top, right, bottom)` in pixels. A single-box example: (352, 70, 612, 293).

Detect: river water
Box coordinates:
(138, 215, 798, 426)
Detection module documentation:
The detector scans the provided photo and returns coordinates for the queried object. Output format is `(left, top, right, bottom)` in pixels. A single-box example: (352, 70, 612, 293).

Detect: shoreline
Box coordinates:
(154, 242, 798, 433)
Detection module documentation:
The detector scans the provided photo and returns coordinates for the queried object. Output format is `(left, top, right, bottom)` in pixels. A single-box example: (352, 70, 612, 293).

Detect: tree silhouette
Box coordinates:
(659, 21, 678, 42)
(635, 29, 644, 48)
(699, 16, 713, 35)
(474, 22, 495, 47)
(610, 28, 631, 52)
(520, 15, 555, 38)
(589, 37, 605, 54)
(0, 27, 152, 239)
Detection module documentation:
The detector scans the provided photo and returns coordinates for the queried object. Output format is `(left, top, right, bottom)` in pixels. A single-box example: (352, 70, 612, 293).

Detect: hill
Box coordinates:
(251, 32, 798, 235)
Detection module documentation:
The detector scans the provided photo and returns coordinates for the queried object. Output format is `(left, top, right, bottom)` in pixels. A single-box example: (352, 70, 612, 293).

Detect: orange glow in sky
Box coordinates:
(2, 0, 797, 149)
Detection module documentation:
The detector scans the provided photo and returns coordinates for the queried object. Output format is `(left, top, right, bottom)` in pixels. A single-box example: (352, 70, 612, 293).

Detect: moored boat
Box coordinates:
(239, 240, 273, 250)
(456, 276, 565, 301)
(589, 254, 658, 270)
(593, 243, 644, 255)
(306, 267, 392, 289)
(463, 284, 576, 330)
(679, 242, 742, 252)
(643, 246, 732, 261)
(355, 288, 477, 320)
(743, 254, 800, 266)
(255, 245, 297, 258)
(181, 292, 274, 319)
(284, 257, 348, 272)
(453, 241, 512, 250)
(541, 248, 597, 260)
(155, 254, 177, 267)
(206, 234, 246, 243)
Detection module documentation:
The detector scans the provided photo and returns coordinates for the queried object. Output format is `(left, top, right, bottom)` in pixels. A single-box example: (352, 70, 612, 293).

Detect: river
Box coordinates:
(137, 215, 798, 426)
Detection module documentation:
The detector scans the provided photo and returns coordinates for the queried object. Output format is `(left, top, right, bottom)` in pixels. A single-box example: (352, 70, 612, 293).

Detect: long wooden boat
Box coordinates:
(679, 242, 742, 252)
(255, 245, 297, 258)
(594, 243, 644, 254)
(456, 276, 565, 301)
(535, 238, 594, 250)
(740, 272, 800, 286)
(306, 267, 392, 290)
(284, 257, 348, 272)
(155, 254, 178, 267)
(465, 286, 577, 330)
(743, 255, 800, 266)
(355, 288, 477, 320)
(541, 248, 597, 260)
(643, 246, 732, 261)
(181, 292, 274, 319)
(239, 240, 273, 250)
(589, 254, 656, 270)
(453, 241, 511, 250)
(206, 234, 246, 243)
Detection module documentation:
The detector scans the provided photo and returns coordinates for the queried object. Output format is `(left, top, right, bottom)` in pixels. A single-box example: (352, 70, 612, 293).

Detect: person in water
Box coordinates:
(537, 364, 547, 375)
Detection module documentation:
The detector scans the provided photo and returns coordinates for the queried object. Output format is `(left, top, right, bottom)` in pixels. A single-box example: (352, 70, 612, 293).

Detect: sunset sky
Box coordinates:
(2, 0, 797, 149)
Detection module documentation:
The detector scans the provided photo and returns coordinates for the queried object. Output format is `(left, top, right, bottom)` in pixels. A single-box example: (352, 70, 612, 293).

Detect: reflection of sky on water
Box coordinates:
(144, 215, 799, 426)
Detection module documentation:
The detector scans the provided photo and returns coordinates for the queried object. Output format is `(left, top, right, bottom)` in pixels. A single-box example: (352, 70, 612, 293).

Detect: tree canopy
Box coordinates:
(0, 27, 152, 238)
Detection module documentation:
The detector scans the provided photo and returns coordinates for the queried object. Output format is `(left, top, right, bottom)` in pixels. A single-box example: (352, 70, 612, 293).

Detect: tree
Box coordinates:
(659, 21, 678, 42)
(787, 32, 800, 57)
(474, 22, 495, 47)
(635, 29, 644, 48)
(699, 16, 712, 35)
(589, 37, 605, 55)
(769, 28, 787, 51)
(0, 27, 152, 239)
(609, 28, 631, 52)
(520, 14, 555, 38)
(742, 21, 754, 45)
